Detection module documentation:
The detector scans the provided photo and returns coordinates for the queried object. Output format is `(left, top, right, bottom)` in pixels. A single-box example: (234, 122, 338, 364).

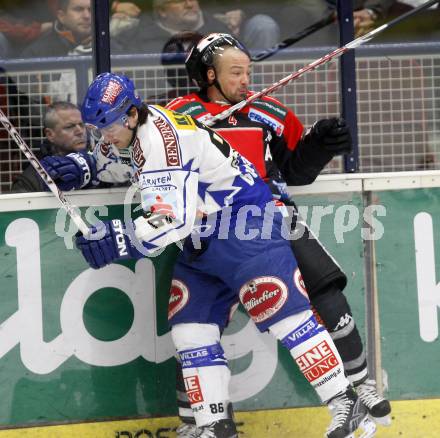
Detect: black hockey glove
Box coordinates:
(285, 118, 353, 185)
(308, 117, 353, 156)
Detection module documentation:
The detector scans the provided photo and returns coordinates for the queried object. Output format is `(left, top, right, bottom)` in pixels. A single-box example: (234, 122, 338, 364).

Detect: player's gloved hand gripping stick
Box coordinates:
(41, 153, 96, 191)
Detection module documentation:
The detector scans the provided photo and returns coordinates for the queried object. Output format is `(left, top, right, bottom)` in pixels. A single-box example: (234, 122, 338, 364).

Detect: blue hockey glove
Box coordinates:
(266, 178, 290, 202)
(75, 219, 143, 269)
(41, 152, 96, 191)
(309, 117, 352, 155)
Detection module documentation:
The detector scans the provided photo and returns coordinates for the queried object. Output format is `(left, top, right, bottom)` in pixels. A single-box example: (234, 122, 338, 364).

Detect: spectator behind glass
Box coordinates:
(112, 0, 229, 55)
(20, 0, 93, 57)
(109, 1, 142, 39)
(11, 101, 88, 193)
(277, 0, 439, 48)
(275, 0, 338, 47)
(0, 0, 56, 58)
(112, 0, 279, 55)
(146, 30, 202, 105)
(210, 0, 280, 51)
(19, 0, 121, 101)
(348, 1, 440, 41)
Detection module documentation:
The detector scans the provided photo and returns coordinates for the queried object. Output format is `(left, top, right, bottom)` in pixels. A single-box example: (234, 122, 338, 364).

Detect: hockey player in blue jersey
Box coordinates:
(60, 73, 370, 438)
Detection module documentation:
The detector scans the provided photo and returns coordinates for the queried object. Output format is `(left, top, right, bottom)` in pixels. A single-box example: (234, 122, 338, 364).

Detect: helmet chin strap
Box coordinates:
(213, 80, 231, 104)
(208, 67, 232, 104)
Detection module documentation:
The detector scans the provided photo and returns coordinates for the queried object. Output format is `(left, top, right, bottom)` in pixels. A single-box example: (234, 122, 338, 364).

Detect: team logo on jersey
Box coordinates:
(294, 268, 309, 300)
(239, 276, 288, 323)
(295, 340, 340, 382)
(101, 80, 123, 104)
(184, 375, 204, 404)
(248, 108, 284, 136)
(168, 279, 190, 319)
(99, 142, 112, 157)
(143, 192, 177, 229)
(153, 117, 181, 167)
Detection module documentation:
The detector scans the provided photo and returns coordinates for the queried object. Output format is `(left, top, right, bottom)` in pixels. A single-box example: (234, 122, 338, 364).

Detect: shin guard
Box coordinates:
(172, 324, 233, 427)
(270, 310, 349, 403)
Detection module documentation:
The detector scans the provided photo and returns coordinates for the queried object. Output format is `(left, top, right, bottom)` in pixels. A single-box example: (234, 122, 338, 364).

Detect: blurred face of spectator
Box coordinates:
(207, 47, 251, 104)
(156, 0, 202, 31)
(45, 108, 87, 154)
(58, 0, 92, 40)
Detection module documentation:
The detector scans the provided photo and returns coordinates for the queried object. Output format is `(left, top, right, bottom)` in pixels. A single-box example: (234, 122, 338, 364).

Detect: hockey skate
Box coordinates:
(195, 419, 237, 438)
(326, 387, 376, 438)
(355, 379, 392, 426)
(176, 422, 200, 438)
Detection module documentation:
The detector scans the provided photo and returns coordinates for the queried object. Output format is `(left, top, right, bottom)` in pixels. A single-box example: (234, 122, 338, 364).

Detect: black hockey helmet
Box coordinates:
(185, 33, 250, 89)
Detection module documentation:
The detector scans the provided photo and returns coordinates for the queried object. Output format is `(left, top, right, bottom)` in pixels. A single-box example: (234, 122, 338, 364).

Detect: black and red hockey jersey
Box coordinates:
(166, 92, 325, 193)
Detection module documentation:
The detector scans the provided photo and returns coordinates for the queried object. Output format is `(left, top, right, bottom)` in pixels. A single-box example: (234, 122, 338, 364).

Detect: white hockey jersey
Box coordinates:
(94, 105, 272, 252)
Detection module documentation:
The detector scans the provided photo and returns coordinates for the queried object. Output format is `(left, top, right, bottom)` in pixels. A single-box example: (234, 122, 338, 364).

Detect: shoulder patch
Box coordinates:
(162, 108, 197, 131)
(174, 101, 208, 118)
(252, 98, 288, 120)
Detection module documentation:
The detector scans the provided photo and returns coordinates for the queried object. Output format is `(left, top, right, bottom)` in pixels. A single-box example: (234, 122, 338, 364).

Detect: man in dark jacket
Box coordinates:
(11, 101, 88, 192)
(113, 0, 231, 55)
(21, 0, 93, 57)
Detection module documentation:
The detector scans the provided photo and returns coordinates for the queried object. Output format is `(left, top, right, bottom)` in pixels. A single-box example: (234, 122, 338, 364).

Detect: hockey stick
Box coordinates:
(0, 108, 90, 235)
(251, 12, 336, 62)
(204, 0, 439, 127)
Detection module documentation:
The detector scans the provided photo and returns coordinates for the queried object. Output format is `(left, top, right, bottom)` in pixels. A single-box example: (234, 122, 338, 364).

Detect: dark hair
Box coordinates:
(129, 102, 150, 126)
(44, 101, 80, 130)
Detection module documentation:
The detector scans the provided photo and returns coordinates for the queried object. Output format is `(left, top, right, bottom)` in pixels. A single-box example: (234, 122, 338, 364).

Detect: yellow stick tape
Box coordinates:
(0, 399, 438, 437)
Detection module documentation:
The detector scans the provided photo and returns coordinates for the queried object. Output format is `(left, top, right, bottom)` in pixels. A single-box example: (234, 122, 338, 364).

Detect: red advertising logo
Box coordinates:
(168, 279, 189, 320)
(239, 276, 288, 323)
(294, 268, 309, 300)
(295, 340, 339, 382)
(101, 80, 123, 104)
(184, 375, 204, 404)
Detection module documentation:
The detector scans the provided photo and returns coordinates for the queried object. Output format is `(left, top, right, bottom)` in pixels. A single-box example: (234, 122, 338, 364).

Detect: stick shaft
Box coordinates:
(0, 108, 89, 235)
(251, 12, 335, 62)
(204, 0, 439, 126)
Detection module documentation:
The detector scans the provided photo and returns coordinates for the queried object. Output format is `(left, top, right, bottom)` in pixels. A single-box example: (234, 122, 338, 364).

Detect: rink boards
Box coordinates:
(0, 172, 440, 436)
(0, 399, 438, 437)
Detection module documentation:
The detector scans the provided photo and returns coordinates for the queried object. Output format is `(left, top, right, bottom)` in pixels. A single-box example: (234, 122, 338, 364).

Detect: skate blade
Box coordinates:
(352, 416, 377, 438)
(371, 414, 391, 427)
